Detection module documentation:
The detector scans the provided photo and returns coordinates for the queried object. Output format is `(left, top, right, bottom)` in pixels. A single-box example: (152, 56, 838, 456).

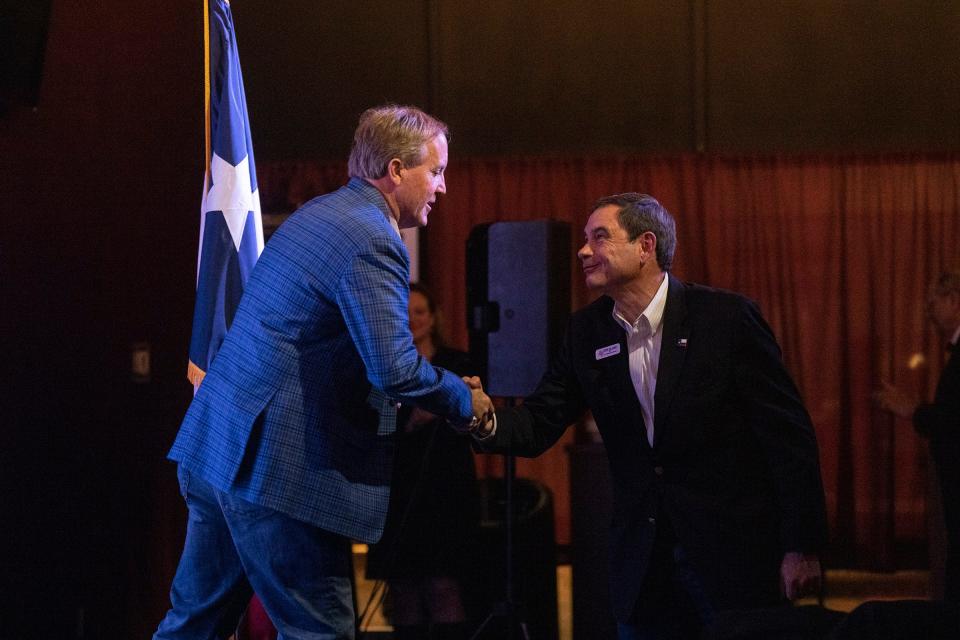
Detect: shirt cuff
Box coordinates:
(472, 412, 497, 441)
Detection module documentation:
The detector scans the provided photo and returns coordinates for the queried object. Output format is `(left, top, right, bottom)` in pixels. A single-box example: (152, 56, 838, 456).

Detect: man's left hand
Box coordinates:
(780, 551, 821, 600)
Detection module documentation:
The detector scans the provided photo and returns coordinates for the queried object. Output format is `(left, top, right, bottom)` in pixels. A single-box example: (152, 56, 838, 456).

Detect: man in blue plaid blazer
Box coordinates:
(155, 106, 490, 640)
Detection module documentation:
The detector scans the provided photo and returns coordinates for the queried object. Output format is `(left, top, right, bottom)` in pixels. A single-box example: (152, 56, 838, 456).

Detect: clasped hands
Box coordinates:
(457, 375, 494, 437)
(872, 380, 917, 419)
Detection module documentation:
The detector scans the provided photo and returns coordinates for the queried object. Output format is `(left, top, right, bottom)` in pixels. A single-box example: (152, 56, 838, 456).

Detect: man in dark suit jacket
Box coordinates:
(470, 193, 828, 639)
(154, 106, 492, 640)
(875, 269, 960, 604)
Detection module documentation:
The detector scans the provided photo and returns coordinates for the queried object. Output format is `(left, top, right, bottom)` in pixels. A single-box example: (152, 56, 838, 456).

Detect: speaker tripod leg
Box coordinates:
(469, 438, 534, 640)
(519, 621, 531, 640)
(467, 611, 495, 640)
(467, 604, 531, 640)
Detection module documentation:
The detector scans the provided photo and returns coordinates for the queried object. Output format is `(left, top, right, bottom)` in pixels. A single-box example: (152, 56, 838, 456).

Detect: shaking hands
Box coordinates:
(457, 375, 495, 437)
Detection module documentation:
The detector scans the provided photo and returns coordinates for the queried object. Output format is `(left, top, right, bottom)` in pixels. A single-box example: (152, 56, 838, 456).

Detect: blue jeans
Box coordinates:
(154, 466, 355, 640)
(617, 544, 713, 640)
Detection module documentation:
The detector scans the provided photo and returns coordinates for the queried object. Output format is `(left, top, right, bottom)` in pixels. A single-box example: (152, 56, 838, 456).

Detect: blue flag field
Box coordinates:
(188, 0, 263, 386)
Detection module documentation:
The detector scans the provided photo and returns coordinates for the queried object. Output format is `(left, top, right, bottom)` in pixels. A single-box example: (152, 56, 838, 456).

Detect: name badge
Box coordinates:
(595, 343, 621, 360)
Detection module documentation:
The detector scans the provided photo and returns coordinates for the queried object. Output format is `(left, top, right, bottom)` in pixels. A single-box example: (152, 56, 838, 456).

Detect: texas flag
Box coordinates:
(187, 0, 264, 386)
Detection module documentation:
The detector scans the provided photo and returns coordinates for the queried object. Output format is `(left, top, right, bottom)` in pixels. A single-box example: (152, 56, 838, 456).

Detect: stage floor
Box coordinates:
(351, 545, 932, 639)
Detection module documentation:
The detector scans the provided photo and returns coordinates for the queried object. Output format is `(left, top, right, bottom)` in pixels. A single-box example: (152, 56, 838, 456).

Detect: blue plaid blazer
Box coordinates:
(169, 178, 473, 543)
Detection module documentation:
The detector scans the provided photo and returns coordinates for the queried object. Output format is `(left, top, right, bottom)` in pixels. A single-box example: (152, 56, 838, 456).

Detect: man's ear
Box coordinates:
(386, 158, 404, 185)
(640, 231, 658, 261)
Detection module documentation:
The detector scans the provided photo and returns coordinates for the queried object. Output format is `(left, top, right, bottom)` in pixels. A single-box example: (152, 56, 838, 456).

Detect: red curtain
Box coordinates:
(259, 153, 960, 568)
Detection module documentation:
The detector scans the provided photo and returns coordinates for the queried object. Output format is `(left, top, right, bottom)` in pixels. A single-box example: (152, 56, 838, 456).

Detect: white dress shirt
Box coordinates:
(613, 275, 669, 447)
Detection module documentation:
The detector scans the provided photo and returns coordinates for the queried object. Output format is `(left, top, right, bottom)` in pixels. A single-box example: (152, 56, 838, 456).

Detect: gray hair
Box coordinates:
(591, 192, 677, 271)
(347, 105, 449, 179)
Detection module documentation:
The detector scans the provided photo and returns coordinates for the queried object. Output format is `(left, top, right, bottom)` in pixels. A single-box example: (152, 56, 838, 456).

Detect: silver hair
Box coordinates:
(347, 105, 449, 179)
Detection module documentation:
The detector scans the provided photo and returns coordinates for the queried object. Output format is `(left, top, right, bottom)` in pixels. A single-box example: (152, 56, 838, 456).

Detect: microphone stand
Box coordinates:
(470, 397, 531, 640)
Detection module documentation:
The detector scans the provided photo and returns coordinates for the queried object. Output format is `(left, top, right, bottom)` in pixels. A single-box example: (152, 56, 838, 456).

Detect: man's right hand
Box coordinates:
(452, 375, 494, 438)
(464, 376, 494, 423)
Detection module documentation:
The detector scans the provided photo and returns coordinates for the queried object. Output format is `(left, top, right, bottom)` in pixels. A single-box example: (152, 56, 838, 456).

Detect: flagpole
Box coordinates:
(203, 0, 211, 180)
(189, 0, 213, 388)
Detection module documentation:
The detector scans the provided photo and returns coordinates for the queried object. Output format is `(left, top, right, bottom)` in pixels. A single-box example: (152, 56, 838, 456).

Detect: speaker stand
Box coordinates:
(470, 400, 530, 640)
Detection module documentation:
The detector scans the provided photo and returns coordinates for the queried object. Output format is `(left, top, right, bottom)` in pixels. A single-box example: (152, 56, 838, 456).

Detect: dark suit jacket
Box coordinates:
(913, 339, 960, 598)
(481, 274, 828, 621)
(914, 340, 960, 459)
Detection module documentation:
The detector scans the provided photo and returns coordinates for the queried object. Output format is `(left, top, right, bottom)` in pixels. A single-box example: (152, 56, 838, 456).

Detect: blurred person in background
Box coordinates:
(875, 268, 960, 604)
(366, 283, 482, 640)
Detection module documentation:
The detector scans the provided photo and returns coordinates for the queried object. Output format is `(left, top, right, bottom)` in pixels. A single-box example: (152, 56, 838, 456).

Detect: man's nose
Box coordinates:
(577, 242, 591, 260)
(437, 174, 446, 194)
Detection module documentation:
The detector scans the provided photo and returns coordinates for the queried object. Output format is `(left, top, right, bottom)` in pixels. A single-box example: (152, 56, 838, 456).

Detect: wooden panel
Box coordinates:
(224, 1, 960, 156)
(230, 0, 432, 161)
(436, 0, 696, 154)
(706, 0, 960, 151)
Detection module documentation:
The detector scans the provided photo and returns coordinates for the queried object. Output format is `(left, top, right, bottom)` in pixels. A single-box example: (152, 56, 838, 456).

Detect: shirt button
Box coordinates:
(654, 466, 664, 476)
(648, 516, 656, 524)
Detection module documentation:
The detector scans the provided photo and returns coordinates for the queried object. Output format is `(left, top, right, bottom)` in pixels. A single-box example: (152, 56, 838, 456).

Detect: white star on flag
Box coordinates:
(189, 0, 265, 386)
(201, 151, 262, 252)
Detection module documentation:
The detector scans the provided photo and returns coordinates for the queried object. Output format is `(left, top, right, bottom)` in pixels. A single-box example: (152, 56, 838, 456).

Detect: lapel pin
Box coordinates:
(676, 338, 688, 348)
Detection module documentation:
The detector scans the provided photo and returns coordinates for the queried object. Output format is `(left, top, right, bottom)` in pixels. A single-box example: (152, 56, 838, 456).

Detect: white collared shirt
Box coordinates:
(612, 275, 669, 447)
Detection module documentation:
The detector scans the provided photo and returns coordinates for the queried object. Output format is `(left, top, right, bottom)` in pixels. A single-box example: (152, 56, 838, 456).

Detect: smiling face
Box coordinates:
(394, 134, 448, 229)
(577, 204, 646, 294)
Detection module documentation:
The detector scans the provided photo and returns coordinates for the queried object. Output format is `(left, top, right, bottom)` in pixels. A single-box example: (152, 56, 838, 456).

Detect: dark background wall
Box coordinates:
(232, 0, 960, 159)
(2, 1, 959, 637)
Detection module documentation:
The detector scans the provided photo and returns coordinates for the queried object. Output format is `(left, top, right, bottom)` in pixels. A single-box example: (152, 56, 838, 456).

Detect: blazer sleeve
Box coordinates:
(734, 298, 829, 554)
(335, 232, 473, 423)
(478, 319, 587, 457)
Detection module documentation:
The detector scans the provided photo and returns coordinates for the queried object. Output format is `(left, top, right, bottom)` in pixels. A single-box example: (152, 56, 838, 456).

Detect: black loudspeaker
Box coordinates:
(466, 220, 571, 397)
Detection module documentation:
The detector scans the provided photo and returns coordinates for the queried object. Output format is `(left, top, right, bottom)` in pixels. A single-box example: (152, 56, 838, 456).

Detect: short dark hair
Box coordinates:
(591, 192, 677, 271)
